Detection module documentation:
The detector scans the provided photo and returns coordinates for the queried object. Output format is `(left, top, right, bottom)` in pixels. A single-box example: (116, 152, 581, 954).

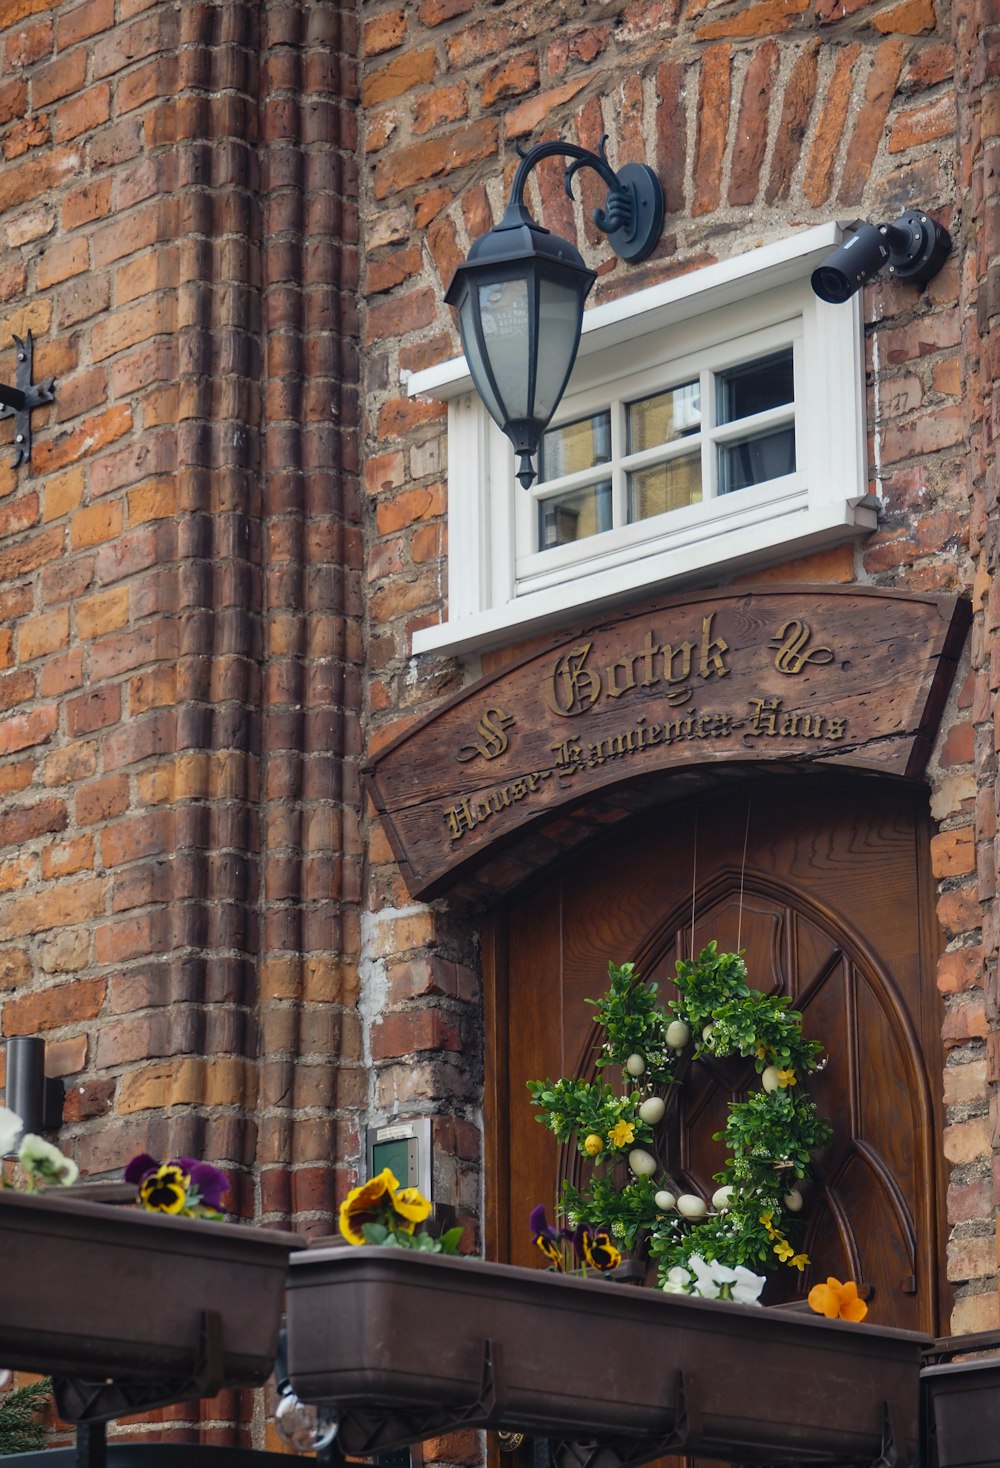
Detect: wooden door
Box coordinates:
(484, 776, 948, 1335)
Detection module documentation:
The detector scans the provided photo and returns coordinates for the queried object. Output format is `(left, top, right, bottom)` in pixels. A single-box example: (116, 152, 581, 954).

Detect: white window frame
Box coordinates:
(408, 223, 873, 659)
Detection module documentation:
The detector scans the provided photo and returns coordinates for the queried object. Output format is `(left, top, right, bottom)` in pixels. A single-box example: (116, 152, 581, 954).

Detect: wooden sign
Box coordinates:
(365, 587, 970, 899)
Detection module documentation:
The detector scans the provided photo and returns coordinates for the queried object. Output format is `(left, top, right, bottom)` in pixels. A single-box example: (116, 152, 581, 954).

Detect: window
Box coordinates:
(408, 223, 873, 658)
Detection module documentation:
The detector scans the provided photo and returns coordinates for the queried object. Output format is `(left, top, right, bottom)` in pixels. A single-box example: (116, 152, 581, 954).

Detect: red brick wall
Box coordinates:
(0, 0, 362, 1253)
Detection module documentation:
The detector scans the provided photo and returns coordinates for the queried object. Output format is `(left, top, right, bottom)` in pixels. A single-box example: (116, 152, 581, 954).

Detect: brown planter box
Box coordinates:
(286, 1247, 930, 1466)
(922, 1351, 1000, 1468)
(0, 1189, 304, 1389)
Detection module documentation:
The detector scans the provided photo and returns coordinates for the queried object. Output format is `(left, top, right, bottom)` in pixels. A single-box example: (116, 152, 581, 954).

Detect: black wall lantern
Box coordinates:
(445, 139, 665, 490)
(4, 1035, 64, 1141)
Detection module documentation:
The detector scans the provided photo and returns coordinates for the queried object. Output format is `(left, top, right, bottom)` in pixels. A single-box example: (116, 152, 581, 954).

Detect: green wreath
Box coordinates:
(527, 943, 832, 1289)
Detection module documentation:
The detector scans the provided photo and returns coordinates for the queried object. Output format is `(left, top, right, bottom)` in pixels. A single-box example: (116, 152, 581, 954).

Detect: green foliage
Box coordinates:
(526, 1076, 653, 1157)
(361, 1222, 465, 1255)
(559, 1173, 663, 1250)
(527, 942, 831, 1290)
(587, 962, 677, 1086)
(0, 1380, 49, 1456)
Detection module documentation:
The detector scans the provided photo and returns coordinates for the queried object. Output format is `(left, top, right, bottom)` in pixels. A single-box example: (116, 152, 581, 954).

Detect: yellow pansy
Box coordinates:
(392, 1184, 433, 1232)
(339, 1167, 399, 1245)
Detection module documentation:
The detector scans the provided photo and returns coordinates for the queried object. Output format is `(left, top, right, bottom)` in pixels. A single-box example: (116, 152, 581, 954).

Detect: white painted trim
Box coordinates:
(407, 223, 844, 402)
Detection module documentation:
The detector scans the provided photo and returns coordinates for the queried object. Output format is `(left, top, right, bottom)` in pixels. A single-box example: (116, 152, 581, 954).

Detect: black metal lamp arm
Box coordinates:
(502, 137, 664, 264)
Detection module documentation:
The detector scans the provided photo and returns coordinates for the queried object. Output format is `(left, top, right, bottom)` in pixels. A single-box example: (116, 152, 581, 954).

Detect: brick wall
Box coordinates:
(356, 0, 997, 1336)
(0, 0, 362, 1262)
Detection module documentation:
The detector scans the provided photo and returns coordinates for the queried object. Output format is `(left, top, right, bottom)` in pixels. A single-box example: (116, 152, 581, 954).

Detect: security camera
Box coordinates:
(811, 210, 951, 304)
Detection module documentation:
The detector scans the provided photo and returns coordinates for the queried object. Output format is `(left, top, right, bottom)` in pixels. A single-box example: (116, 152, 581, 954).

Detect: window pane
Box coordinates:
(718, 349, 793, 424)
(539, 411, 611, 484)
(538, 481, 612, 549)
(627, 381, 700, 452)
(628, 452, 702, 521)
(719, 426, 795, 493)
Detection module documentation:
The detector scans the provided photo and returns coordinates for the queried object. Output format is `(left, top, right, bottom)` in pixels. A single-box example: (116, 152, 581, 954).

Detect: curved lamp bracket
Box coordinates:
(511, 136, 664, 263)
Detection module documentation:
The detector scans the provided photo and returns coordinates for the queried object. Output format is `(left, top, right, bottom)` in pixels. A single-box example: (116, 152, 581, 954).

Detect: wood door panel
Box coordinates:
(489, 777, 948, 1334)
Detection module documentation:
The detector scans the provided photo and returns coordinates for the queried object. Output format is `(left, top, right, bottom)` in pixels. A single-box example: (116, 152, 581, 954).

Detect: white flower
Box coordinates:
(0, 1106, 23, 1156)
(661, 1279, 689, 1294)
(687, 1254, 722, 1299)
(729, 1264, 766, 1305)
(666, 1265, 691, 1286)
(18, 1133, 78, 1187)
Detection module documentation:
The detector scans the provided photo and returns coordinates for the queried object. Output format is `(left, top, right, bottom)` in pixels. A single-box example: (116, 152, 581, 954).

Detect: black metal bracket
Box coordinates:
(507, 137, 664, 264)
(54, 1309, 226, 1426)
(0, 332, 55, 468)
(549, 1369, 695, 1468)
(334, 1336, 507, 1457)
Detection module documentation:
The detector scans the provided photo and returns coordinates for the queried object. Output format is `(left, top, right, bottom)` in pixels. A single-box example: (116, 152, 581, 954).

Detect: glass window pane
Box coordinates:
(627, 381, 700, 452)
(538, 411, 611, 484)
(719, 426, 795, 493)
(718, 348, 794, 424)
(628, 452, 702, 521)
(538, 481, 612, 549)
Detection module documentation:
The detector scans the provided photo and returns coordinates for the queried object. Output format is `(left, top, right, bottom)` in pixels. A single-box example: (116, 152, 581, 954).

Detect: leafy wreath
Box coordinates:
(527, 943, 832, 1290)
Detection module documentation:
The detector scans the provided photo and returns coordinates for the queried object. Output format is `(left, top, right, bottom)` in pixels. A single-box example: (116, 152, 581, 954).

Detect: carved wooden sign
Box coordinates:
(365, 588, 969, 899)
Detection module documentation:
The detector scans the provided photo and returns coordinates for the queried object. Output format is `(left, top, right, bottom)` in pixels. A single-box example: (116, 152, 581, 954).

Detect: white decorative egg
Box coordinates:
(628, 1148, 657, 1177)
(711, 1185, 734, 1212)
(654, 1189, 676, 1211)
(783, 1189, 804, 1212)
(638, 1096, 665, 1125)
(665, 1019, 690, 1049)
(762, 1065, 781, 1092)
(676, 1193, 708, 1219)
(625, 1053, 647, 1077)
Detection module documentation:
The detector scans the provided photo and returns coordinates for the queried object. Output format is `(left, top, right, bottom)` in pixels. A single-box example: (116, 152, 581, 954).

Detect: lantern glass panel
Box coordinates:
(534, 277, 588, 423)
(457, 291, 506, 428)
(478, 278, 531, 421)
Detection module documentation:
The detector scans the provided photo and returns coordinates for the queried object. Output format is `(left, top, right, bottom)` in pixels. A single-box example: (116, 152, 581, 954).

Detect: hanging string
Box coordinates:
(736, 794, 753, 953)
(689, 811, 698, 961)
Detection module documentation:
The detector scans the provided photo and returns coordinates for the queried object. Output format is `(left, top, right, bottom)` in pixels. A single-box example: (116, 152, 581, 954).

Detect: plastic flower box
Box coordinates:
(285, 1246, 930, 1467)
(0, 1188, 304, 1391)
(921, 1334, 1000, 1468)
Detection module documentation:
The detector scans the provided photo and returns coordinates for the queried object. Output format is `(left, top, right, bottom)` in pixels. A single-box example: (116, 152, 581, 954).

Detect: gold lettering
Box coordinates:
(771, 620, 835, 675)
(699, 613, 731, 679)
(547, 643, 601, 717)
(444, 798, 477, 839)
(749, 697, 780, 735)
(826, 717, 846, 740)
(457, 707, 516, 763)
(605, 654, 638, 699)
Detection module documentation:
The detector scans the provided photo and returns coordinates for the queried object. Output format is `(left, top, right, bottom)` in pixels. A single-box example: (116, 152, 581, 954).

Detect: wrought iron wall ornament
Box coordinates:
(0, 331, 55, 468)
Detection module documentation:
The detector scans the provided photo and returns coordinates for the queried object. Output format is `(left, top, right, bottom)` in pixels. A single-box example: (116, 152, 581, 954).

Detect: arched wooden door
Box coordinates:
(484, 775, 949, 1335)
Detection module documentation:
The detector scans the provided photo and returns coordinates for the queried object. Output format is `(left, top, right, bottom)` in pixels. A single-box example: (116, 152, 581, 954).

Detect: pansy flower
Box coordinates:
(573, 1223, 621, 1272)
(808, 1277, 868, 1322)
(125, 1152, 228, 1218)
(339, 1168, 401, 1245)
(530, 1204, 568, 1270)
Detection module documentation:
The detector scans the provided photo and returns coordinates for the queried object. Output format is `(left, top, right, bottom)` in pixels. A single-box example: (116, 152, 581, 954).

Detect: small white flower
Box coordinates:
(666, 1265, 691, 1286)
(661, 1279, 689, 1295)
(18, 1133, 78, 1187)
(0, 1106, 23, 1156)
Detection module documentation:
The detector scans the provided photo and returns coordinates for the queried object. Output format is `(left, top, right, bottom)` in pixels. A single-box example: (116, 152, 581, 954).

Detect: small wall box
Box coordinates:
(366, 1119, 432, 1200)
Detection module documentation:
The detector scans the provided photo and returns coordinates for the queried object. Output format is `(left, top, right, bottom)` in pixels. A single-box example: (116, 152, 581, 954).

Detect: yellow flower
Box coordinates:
(776, 1068, 797, 1088)
(583, 1133, 604, 1157)
(608, 1119, 636, 1148)
(790, 1252, 810, 1272)
(773, 1238, 794, 1262)
(808, 1277, 868, 1322)
(138, 1163, 190, 1215)
(755, 1043, 767, 1060)
(392, 1185, 432, 1232)
(759, 1210, 779, 1239)
(339, 1167, 400, 1246)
